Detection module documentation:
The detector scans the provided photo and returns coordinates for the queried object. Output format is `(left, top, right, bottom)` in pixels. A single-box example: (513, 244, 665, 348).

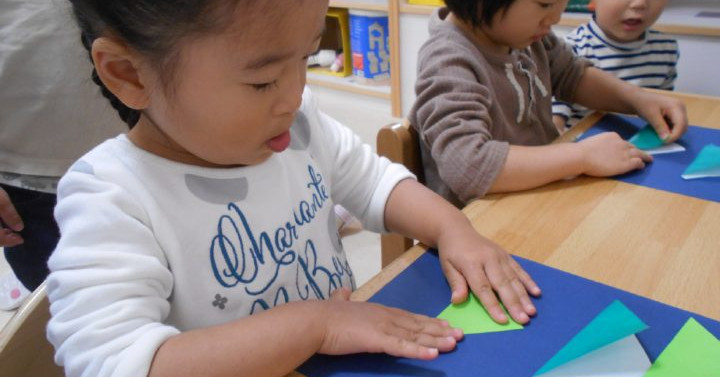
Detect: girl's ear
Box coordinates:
(91, 37, 151, 110)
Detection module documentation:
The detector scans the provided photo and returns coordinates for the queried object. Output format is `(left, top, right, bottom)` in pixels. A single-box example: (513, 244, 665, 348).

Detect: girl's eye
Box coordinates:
(250, 81, 278, 92)
(538, 1, 554, 8)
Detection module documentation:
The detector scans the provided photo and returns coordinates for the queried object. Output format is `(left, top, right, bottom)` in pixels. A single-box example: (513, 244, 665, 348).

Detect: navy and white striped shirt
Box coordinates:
(553, 18, 679, 127)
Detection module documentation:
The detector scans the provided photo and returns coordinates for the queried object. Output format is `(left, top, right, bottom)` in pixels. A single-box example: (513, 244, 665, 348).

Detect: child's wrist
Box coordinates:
(570, 142, 591, 175)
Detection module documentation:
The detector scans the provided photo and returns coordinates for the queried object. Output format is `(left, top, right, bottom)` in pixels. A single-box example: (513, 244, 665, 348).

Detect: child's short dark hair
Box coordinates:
(68, 0, 243, 127)
(444, 0, 517, 28)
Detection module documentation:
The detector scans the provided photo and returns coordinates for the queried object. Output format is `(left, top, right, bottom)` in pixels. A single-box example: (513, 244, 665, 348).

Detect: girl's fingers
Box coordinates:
(378, 335, 439, 360)
(466, 268, 506, 324)
(441, 259, 469, 304)
(484, 260, 528, 324)
(508, 257, 541, 297)
(644, 109, 671, 141)
(665, 106, 688, 141)
(384, 325, 458, 353)
(503, 261, 537, 316)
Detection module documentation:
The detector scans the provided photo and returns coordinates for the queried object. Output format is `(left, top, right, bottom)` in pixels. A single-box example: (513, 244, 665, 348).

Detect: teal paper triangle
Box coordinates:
(436, 293, 523, 334)
(682, 144, 720, 177)
(534, 300, 649, 376)
(629, 124, 665, 150)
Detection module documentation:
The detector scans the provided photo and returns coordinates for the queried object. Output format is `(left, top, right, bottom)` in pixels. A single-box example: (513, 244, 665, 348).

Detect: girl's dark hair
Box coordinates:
(68, 1, 241, 128)
(444, 0, 517, 28)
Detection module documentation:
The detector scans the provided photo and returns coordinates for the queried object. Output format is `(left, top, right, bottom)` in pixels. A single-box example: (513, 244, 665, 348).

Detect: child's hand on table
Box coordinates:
(631, 90, 688, 143)
(436, 226, 541, 325)
(578, 132, 653, 176)
(318, 287, 464, 360)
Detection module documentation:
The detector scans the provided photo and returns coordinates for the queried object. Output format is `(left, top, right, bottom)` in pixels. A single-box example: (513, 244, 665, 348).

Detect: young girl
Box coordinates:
(47, 1, 541, 377)
(410, 0, 688, 206)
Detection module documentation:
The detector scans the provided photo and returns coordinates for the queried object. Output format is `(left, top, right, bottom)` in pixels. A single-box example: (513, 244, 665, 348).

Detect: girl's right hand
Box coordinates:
(578, 132, 652, 177)
(318, 288, 463, 360)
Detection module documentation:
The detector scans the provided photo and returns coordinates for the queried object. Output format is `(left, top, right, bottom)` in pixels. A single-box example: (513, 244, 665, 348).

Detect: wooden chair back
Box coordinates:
(0, 282, 64, 377)
(376, 120, 423, 267)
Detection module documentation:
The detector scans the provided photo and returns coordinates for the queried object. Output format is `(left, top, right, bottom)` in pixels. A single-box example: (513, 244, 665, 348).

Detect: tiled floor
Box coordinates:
(0, 85, 399, 329)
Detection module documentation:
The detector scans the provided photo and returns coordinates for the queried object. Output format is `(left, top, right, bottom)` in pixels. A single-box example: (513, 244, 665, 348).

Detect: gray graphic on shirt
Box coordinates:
(69, 160, 95, 175)
(185, 174, 249, 205)
(289, 111, 311, 150)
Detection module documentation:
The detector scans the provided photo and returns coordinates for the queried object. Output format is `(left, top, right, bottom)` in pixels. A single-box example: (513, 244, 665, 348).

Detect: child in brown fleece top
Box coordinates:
(410, 0, 687, 206)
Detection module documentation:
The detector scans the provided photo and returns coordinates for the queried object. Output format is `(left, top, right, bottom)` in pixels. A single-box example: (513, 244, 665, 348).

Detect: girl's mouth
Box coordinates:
(266, 130, 291, 152)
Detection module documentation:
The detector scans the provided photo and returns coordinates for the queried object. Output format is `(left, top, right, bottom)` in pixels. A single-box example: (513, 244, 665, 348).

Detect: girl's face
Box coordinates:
(129, 0, 327, 167)
(473, 0, 569, 54)
(594, 0, 668, 42)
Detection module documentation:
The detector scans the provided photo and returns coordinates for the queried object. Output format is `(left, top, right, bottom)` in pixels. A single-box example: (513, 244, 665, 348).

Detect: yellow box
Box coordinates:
(407, 0, 444, 6)
(307, 8, 352, 77)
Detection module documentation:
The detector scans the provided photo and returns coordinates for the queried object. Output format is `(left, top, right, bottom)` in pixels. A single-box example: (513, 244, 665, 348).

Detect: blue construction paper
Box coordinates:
(682, 144, 720, 179)
(298, 251, 720, 377)
(576, 114, 720, 202)
(534, 300, 648, 375)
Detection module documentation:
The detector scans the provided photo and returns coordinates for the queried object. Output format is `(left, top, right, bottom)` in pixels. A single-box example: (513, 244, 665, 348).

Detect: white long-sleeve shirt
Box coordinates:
(46, 90, 413, 377)
(552, 17, 679, 127)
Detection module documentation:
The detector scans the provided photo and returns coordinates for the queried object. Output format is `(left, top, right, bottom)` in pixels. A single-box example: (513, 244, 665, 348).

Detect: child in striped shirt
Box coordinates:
(553, 0, 678, 129)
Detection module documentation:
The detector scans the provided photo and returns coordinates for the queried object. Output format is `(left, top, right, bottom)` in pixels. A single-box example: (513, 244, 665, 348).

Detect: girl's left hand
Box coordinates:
(436, 227, 541, 325)
(631, 90, 688, 143)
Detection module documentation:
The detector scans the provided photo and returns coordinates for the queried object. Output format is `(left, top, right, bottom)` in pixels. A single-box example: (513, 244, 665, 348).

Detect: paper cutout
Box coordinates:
(642, 317, 720, 377)
(642, 143, 686, 156)
(629, 124, 685, 155)
(534, 300, 649, 376)
(540, 335, 650, 377)
(629, 124, 665, 150)
(436, 293, 523, 334)
(681, 144, 720, 180)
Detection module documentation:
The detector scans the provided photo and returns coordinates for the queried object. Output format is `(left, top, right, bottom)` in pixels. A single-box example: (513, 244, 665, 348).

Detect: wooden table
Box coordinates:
(356, 90, 720, 321)
(290, 90, 720, 376)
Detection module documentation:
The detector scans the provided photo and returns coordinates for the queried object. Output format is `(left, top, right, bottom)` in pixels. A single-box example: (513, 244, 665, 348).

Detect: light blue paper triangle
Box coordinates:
(681, 144, 720, 180)
(534, 300, 649, 376)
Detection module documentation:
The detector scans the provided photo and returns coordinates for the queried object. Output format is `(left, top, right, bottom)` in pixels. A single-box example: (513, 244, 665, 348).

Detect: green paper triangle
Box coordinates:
(642, 317, 720, 377)
(629, 124, 665, 150)
(535, 300, 649, 376)
(682, 144, 720, 176)
(436, 293, 523, 334)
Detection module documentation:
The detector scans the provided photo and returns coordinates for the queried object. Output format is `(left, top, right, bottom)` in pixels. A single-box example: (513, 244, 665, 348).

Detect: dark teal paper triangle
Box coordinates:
(629, 124, 664, 150)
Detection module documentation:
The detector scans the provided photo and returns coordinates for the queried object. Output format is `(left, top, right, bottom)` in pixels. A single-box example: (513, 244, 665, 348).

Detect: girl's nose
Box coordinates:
(629, 0, 649, 10)
(274, 64, 304, 116)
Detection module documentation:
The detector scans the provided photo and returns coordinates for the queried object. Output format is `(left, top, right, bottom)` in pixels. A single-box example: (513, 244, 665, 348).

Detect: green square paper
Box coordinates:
(643, 318, 720, 377)
(436, 293, 523, 334)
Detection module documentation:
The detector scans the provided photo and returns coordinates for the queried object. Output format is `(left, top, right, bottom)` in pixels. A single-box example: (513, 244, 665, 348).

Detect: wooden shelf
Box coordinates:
(329, 0, 389, 12)
(399, 1, 720, 37)
(307, 72, 392, 100)
(399, 3, 436, 15)
(315, 1, 402, 116)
